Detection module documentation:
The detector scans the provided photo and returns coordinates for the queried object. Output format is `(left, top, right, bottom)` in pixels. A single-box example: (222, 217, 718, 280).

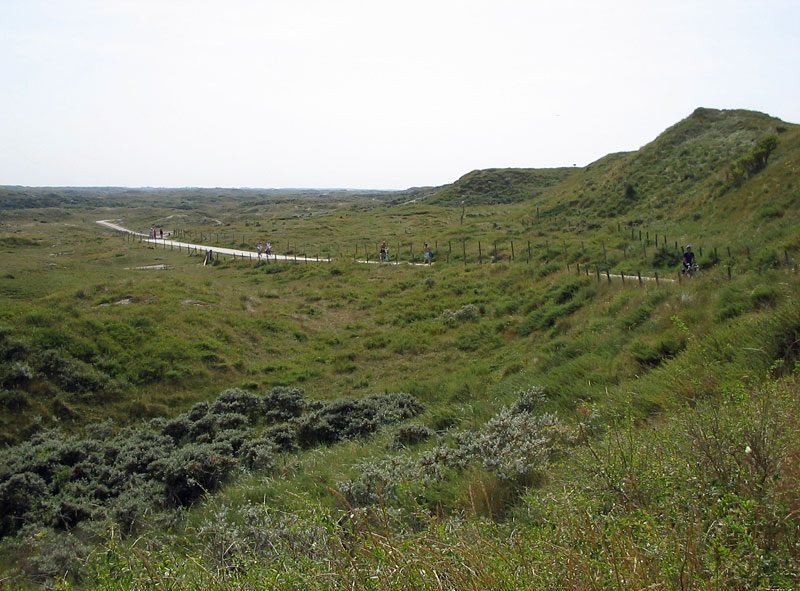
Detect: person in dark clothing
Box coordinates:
(682, 245, 696, 275)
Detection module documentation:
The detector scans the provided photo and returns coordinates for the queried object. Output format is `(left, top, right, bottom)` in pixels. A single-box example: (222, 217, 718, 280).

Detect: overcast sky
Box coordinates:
(1, 0, 798, 190)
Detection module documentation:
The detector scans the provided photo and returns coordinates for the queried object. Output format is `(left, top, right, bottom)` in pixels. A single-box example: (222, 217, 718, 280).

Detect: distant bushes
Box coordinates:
(726, 135, 779, 188)
(0, 387, 423, 540)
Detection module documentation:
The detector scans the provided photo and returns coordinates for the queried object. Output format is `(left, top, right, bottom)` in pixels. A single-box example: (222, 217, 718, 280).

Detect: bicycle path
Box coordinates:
(96, 219, 330, 263)
(96, 219, 675, 279)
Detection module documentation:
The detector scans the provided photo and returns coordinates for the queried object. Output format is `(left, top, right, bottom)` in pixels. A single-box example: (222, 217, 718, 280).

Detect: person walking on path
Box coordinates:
(380, 241, 388, 262)
(423, 243, 432, 265)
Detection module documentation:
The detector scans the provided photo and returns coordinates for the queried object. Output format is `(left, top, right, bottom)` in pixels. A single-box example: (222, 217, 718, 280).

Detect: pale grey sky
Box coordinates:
(1, 0, 798, 189)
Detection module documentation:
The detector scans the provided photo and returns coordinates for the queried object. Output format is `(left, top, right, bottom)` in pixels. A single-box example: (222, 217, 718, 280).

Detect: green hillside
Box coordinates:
(428, 167, 577, 206)
(1, 108, 799, 589)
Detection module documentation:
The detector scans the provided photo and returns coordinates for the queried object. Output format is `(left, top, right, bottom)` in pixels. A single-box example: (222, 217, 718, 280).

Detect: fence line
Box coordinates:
(99, 221, 799, 282)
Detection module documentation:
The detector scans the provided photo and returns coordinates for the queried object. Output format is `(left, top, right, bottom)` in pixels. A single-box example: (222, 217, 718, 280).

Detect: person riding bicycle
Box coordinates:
(682, 245, 696, 275)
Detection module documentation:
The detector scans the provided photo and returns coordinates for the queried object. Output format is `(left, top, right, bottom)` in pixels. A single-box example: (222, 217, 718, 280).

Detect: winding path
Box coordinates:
(96, 219, 330, 263)
(96, 219, 675, 279)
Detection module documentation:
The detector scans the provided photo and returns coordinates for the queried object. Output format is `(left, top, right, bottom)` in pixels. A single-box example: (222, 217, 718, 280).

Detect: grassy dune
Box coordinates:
(1, 108, 799, 588)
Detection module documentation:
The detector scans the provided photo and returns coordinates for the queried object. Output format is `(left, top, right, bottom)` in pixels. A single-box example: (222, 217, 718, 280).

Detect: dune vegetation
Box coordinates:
(1, 107, 799, 589)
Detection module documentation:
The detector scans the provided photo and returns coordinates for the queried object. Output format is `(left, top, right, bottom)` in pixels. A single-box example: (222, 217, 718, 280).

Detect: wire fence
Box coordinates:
(112, 224, 800, 283)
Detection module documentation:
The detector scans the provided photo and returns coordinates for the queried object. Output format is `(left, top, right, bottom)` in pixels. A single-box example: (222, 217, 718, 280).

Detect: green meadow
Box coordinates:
(1, 107, 799, 589)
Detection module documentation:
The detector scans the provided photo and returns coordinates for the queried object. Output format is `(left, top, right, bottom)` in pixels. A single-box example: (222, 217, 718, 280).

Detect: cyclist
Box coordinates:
(682, 245, 696, 276)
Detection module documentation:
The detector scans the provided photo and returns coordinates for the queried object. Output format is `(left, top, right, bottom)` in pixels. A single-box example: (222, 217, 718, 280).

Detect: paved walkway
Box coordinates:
(96, 219, 675, 279)
(96, 220, 330, 263)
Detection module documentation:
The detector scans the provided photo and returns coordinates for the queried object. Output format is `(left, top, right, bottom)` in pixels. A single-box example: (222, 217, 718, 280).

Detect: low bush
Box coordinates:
(0, 388, 29, 410)
(160, 443, 237, 506)
(338, 386, 573, 511)
(36, 349, 112, 395)
(297, 393, 423, 448)
(262, 387, 305, 422)
(0, 386, 425, 543)
(209, 388, 260, 417)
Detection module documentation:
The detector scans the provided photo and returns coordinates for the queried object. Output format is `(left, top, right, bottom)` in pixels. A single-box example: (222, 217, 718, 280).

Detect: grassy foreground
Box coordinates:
(63, 370, 800, 590)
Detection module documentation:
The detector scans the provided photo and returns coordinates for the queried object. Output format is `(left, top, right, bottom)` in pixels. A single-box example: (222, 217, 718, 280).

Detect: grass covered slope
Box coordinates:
(428, 167, 577, 206)
(1, 107, 800, 588)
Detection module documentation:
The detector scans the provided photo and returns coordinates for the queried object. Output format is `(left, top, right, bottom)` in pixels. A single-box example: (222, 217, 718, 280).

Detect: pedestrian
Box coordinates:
(423, 243, 432, 265)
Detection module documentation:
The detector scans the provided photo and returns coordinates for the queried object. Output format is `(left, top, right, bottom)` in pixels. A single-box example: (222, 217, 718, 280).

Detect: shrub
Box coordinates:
(261, 423, 299, 453)
(509, 386, 547, 414)
(296, 393, 423, 448)
(187, 401, 209, 421)
(163, 416, 192, 441)
(455, 304, 480, 322)
(0, 472, 48, 537)
(0, 388, 29, 410)
(21, 530, 89, 584)
(1, 361, 34, 387)
(110, 477, 166, 535)
(239, 438, 277, 472)
(262, 387, 305, 423)
(111, 426, 175, 476)
(339, 387, 570, 510)
(215, 412, 249, 431)
(209, 388, 261, 418)
(36, 349, 111, 395)
(160, 443, 237, 506)
(455, 408, 565, 481)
